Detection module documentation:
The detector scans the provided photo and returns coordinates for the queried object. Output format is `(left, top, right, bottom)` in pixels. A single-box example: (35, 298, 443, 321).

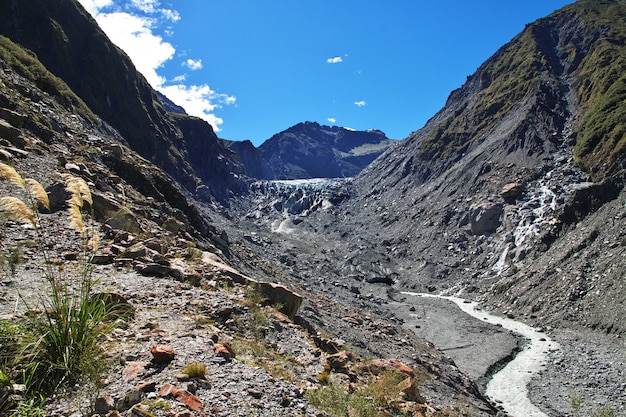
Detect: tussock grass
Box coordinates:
(0, 163, 115, 409)
(181, 362, 207, 379)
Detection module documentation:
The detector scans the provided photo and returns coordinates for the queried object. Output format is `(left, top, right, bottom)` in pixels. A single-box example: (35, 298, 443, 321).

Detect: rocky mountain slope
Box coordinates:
(225, 122, 394, 179)
(0, 0, 246, 205)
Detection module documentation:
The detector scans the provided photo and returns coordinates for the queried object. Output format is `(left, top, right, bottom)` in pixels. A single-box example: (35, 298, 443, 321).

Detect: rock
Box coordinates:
(247, 388, 262, 399)
(94, 395, 115, 414)
(469, 202, 503, 235)
(162, 217, 183, 234)
(213, 342, 234, 361)
(91, 292, 135, 321)
(170, 259, 202, 286)
(64, 162, 81, 174)
(397, 377, 425, 402)
(150, 344, 175, 364)
(369, 359, 415, 377)
(130, 406, 155, 417)
(144, 237, 167, 254)
(115, 389, 144, 412)
(105, 207, 141, 233)
(122, 361, 149, 381)
(158, 383, 175, 397)
(500, 182, 524, 200)
(172, 387, 203, 412)
(0, 119, 21, 145)
(257, 281, 303, 319)
(196, 184, 212, 201)
(201, 252, 303, 318)
(135, 262, 173, 277)
(159, 384, 203, 412)
(45, 181, 71, 212)
(327, 351, 352, 371)
(135, 381, 157, 392)
(123, 243, 148, 259)
(91, 253, 115, 265)
(91, 191, 123, 220)
(0, 108, 26, 128)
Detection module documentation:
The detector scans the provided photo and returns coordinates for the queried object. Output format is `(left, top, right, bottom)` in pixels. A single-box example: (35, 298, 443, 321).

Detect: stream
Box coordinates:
(403, 292, 560, 417)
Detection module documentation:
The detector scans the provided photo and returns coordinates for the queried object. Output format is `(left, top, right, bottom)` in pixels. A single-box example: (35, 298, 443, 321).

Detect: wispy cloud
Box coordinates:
(327, 117, 336, 124)
(354, 100, 366, 107)
(75, 0, 233, 131)
(184, 58, 203, 70)
(327, 56, 343, 64)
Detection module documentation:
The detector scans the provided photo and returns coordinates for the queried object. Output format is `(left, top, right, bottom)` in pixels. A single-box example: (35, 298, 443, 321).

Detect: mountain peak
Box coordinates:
(226, 122, 394, 180)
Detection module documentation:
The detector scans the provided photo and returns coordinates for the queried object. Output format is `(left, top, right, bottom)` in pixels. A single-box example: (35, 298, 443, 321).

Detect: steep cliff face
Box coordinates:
(0, 0, 246, 203)
(226, 121, 394, 179)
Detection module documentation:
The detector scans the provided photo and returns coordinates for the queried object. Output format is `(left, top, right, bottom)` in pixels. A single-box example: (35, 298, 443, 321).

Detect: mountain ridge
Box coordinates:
(225, 121, 395, 180)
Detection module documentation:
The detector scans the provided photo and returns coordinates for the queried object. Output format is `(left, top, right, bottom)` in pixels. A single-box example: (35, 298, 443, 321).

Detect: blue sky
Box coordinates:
(77, 0, 573, 146)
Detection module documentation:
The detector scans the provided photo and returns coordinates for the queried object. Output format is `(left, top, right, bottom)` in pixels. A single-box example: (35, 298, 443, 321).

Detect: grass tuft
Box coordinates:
(181, 362, 207, 379)
(0, 168, 114, 407)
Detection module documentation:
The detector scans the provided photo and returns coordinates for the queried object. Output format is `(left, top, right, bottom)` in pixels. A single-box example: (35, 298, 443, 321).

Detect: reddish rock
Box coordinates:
(122, 361, 149, 381)
(327, 351, 352, 370)
(172, 388, 203, 411)
(213, 342, 234, 360)
(397, 377, 425, 402)
(158, 383, 175, 397)
(94, 395, 114, 414)
(160, 383, 203, 412)
(150, 344, 175, 363)
(370, 359, 415, 377)
(135, 381, 157, 392)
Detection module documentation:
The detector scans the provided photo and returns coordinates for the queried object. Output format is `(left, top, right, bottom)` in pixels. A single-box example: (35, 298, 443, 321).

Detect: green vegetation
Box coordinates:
(232, 338, 301, 383)
(306, 370, 424, 417)
(0, 163, 115, 412)
(242, 284, 270, 339)
(420, 27, 543, 160)
(569, 1, 626, 176)
(569, 390, 623, 417)
(181, 362, 207, 379)
(0, 35, 95, 121)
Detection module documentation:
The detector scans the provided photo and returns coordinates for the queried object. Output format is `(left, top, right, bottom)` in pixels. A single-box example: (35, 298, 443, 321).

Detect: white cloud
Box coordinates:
(184, 58, 203, 71)
(75, 0, 234, 131)
(96, 12, 174, 87)
(327, 117, 336, 124)
(78, 0, 113, 15)
(354, 100, 366, 107)
(130, 0, 157, 13)
(327, 56, 343, 64)
(161, 8, 180, 22)
(160, 84, 236, 130)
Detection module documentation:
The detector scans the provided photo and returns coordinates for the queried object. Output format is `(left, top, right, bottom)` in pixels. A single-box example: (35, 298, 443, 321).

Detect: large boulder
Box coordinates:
(469, 202, 503, 235)
(201, 252, 303, 319)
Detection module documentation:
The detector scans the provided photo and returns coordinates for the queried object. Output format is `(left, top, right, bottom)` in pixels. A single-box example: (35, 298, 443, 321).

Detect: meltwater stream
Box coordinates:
(403, 292, 560, 417)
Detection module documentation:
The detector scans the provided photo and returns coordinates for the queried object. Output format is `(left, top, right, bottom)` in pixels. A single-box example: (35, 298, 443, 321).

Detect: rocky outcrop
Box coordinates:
(468, 202, 503, 235)
(201, 252, 303, 319)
